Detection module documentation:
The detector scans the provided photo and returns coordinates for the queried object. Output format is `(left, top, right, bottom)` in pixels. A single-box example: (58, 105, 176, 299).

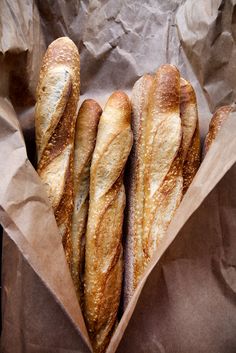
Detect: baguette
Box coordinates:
(35, 37, 80, 266)
(71, 99, 102, 307)
(125, 65, 183, 304)
(124, 74, 154, 305)
(180, 78, 201, 193)
(204, 105, 232, 155)
(84, 92, 133, 353)
(142, 64, 182, 269)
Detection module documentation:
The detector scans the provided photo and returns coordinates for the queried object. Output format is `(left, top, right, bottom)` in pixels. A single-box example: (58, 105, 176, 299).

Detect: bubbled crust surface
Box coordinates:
(180, 78, 201, 194)
(35, 37, 80, 266)
(84, 92, 133, 353)
(71, 99, 102, 307)
(204, 105, 232, 155)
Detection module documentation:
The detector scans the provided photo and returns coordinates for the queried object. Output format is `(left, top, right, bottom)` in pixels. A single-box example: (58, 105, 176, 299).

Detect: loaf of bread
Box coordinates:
(35, 37, 80, 266)
(71, 99, 102, 306)
(204, 105, 232, 155)
(124, 74, 154, 304)
(84, 92, 133, 353)
(125, 65, 183, 304)
(180, 78, 201, 193)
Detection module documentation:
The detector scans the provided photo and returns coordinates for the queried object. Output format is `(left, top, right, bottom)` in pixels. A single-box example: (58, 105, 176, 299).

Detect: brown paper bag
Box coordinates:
(1, 0, 236, 352)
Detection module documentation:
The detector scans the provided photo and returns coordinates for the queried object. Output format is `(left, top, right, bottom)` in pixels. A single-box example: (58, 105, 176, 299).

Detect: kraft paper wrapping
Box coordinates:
(1, 0, 236, 352)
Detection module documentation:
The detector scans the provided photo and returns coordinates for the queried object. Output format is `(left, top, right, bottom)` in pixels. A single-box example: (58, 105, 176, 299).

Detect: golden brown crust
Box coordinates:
(180, 78, 201, 194)
(124, 74, 154, 305)
(84, 91, 133, 353)
(142, 64, 182, 268)
(183, 123, 201, 193)
(204, 105, 232, 155)
(35, 37, 80, 267)
(125, 65, 183, 303)
(37, 37, 80, 95)
(150, 64, 180, 114)
(71, 99, 102, 308)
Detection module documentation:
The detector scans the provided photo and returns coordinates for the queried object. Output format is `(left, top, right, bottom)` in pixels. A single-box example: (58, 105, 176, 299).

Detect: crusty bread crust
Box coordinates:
(180, 78, 201, 194)
(71, 99, 102, 307)
(124, 74, 154, 306)
(35, 37, 80, 267)
(125, 65, 183, 305)
(142, 64, 182, 268)
(204, 105, 232, 155)
(84, 92, 133, 353)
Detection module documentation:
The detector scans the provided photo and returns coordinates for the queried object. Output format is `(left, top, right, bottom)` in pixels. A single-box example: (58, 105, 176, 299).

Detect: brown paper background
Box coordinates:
(2, 234, 90, 353)
(1, 0, 236, 352)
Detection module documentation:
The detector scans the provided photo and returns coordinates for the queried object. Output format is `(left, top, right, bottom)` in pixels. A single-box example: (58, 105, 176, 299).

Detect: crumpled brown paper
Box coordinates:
(1, 0, 236, 352)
